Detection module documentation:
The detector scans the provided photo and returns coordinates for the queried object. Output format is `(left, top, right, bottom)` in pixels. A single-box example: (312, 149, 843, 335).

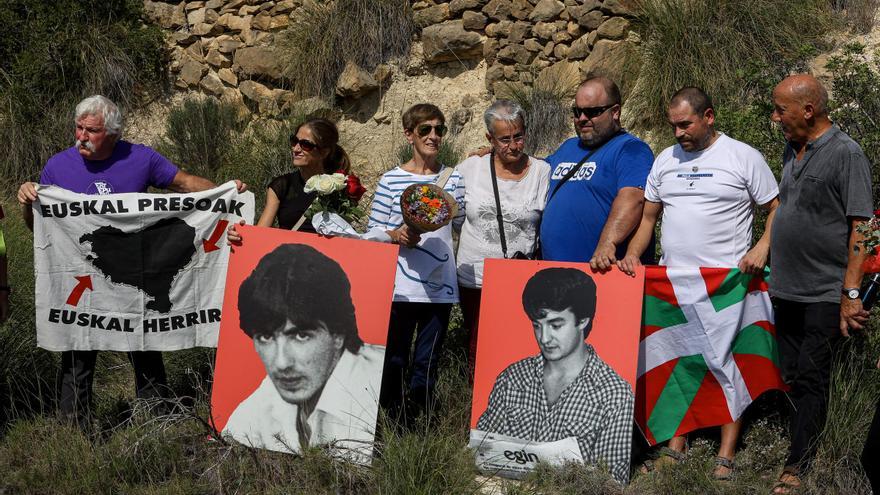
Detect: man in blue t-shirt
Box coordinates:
(540, 77, 654, 267)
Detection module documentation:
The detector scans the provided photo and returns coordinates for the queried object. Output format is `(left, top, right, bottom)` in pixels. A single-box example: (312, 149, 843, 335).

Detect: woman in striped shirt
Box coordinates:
(368, 103, 465, 428)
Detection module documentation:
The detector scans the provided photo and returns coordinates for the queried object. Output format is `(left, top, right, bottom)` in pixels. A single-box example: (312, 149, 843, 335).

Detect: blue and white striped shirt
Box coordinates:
(368, 165, 465, 303)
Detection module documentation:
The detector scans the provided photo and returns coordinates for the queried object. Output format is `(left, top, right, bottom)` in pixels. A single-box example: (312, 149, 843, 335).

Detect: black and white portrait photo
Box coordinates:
(220, 242, 387, 460)
(475, 267, 635, 483)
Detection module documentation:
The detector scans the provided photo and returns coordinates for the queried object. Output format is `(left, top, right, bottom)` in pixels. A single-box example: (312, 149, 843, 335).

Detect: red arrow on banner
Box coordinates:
(203, 219, 230, 253)
(66, 275, 93, 306)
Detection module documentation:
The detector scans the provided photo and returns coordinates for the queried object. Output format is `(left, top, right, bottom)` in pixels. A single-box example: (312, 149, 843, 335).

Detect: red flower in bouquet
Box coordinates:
(857, 211, 880, 273)
(346, 173, 366, 202)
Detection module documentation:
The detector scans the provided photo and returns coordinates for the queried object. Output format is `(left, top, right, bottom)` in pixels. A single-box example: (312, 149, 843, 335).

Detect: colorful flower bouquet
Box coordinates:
(400, 184, 458, 233)
(303, 171, 367, 225)
(857, 209, 880, 273)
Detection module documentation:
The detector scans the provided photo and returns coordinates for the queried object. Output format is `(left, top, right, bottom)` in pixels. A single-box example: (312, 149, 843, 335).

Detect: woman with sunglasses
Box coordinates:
(228, 118, 351, 242)
(454, 100, 550, 375)
(369, 103, 465, 428)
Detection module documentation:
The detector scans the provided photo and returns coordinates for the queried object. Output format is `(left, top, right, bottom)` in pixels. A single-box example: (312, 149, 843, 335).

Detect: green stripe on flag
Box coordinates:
(708, 270, 749, 312)
(732, 323, 779, 366)
(646, 354, 709, 442)
(643, 294, 688, 329)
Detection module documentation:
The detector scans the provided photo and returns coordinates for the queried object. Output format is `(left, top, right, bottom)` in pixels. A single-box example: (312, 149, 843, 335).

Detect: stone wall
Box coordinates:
(142, 0, 635, 114)
(414, 0, 634, 91)
(143, 0, 300, 115)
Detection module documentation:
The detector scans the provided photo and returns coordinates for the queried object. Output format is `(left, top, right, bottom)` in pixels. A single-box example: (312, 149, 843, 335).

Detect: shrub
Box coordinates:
(495, 62, 581, 157)
(156, 97, 250, 179)
(277, 0, 414, 100)
(831, 0, 880, 33)
(0, 202, 56, 428)
(826, 43, 880, 199)
(627, 0, 831, 132)
(0, 0, 166, 191)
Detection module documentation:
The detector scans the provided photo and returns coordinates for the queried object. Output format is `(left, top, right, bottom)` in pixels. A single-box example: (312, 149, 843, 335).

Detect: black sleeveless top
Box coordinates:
(268, 171, 317, 232)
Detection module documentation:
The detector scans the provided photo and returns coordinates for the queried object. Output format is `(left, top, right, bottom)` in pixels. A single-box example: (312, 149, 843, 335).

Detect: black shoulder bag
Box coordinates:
(489, 151, 533, 260)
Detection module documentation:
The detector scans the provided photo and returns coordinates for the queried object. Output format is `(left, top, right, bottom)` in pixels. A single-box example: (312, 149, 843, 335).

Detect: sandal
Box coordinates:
(771, 472, 801, 494)
(640, 446, 686, 473)
(712, 456, 735, 481)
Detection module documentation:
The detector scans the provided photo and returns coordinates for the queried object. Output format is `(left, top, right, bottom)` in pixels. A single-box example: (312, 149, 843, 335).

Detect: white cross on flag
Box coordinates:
(635, 266, 787, 445)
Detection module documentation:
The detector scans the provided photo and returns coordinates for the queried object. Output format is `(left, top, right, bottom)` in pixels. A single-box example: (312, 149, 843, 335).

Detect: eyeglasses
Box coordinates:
(290, 137, 319, 152)
(493, 133, 525, 147)
(571, 104, 616, 120)
(415, 124, 448, 138)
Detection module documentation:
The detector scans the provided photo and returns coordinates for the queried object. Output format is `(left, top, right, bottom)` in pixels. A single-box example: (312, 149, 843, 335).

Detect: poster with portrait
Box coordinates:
(469, 259, 644, 483)
(211, 225, 398, 463)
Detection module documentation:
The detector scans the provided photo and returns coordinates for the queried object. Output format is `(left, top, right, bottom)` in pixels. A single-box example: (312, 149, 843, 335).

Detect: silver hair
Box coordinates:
(483, 99, 526, 134)
(75, 95, 123, 137)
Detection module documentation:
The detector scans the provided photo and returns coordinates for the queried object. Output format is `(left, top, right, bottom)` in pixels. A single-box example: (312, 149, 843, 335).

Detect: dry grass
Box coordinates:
(277, 0, 414, 100)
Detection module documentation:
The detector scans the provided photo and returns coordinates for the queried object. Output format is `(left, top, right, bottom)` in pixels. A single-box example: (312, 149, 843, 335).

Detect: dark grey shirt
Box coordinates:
(770, 126, 873, 303)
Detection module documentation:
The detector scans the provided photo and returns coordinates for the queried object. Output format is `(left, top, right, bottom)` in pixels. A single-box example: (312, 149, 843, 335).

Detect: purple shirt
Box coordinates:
(40, 141, 179, 195)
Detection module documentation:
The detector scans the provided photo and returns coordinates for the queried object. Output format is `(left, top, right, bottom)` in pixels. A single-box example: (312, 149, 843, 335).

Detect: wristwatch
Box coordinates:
(843, 287, 861, 300)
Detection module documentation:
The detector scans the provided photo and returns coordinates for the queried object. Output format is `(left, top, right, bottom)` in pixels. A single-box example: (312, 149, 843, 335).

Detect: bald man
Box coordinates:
(540, 77, 655, 268)
(769, 74, 873, 493)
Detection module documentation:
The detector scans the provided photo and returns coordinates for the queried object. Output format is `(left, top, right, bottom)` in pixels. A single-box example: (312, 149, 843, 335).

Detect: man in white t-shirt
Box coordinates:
(618, 87, 779, 479)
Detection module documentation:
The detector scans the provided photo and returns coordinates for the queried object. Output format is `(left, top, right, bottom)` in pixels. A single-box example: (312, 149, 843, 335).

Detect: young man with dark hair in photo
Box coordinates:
(222, 243, 385, 458)
(476, 267, 634, 483)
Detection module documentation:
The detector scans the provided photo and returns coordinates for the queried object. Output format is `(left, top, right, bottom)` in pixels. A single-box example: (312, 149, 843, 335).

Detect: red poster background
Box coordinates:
(470, 259, 645, 428)
(211, 225, 399, 431)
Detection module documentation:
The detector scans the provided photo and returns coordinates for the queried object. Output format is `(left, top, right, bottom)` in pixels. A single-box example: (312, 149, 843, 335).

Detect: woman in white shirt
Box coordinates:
(454, 100, 551, 373)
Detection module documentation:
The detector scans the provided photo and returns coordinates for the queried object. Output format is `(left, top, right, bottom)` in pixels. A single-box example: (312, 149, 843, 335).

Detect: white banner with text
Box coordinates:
(34, 182, 254, 351)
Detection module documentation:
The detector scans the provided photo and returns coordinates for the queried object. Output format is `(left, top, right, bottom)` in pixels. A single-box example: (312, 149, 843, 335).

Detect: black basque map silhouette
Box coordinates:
(79, 217, 197, 313)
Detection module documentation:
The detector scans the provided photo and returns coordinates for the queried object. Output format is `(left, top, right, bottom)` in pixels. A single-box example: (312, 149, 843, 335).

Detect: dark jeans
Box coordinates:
(379, 301, 451, 428)
(458, 286, 482, 380)
(59, 350, 168, 425)
(862, 397, 880, 493)
(774, 298, 840, 473)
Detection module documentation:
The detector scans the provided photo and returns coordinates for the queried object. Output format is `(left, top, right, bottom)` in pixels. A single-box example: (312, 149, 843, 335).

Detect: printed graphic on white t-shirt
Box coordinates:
(646, 134, 778, 267)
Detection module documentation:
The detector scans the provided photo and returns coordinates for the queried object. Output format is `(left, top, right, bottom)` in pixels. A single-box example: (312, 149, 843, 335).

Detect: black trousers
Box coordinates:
(59, 349, 168, 424)
(378, 302, 451, 427)
(862, 396, 880, 493)
(773, 298, 840, 473)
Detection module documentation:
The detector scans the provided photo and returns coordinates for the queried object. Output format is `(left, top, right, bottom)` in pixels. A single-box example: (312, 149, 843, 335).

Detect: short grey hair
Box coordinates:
(483, 99, 526, 134)
(75, 95, 123, 137)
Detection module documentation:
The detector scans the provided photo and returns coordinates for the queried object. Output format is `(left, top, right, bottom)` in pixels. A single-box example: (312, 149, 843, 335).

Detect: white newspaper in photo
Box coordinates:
(33, 182, 255, 351)
(468, 429, 584, 479)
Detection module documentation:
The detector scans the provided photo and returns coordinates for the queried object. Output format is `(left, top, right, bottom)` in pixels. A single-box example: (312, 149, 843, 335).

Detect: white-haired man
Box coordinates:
(17, 95, 246, 426)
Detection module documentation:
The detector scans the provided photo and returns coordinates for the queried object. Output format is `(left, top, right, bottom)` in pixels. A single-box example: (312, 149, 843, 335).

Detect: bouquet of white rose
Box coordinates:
(301, 171, 367, 227)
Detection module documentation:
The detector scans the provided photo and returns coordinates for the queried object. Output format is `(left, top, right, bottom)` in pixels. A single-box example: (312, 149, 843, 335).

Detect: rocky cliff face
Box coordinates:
(142, 0, 635, 112)
(137, 0, 633, 172)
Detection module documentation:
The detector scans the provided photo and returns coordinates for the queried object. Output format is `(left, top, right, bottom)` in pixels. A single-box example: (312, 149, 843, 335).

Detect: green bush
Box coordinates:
(627, 0, 831, 132)
(0, 201, 56, 428)
(0, 0, 166, 191)
(156, 97, 250, 179)
(826, 43, 880, 199)
(277, 0, 414, 100)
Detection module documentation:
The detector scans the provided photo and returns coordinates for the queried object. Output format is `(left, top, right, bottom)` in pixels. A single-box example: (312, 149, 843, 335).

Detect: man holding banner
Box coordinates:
(618, 87, 780, 479)
(16, 95, 247, 426)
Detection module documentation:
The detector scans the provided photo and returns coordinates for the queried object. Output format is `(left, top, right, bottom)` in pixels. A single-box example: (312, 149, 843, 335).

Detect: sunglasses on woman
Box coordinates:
(415, 123, 448, 138)
(571, 104, 616, 120)
(290, 137, 319, 152)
